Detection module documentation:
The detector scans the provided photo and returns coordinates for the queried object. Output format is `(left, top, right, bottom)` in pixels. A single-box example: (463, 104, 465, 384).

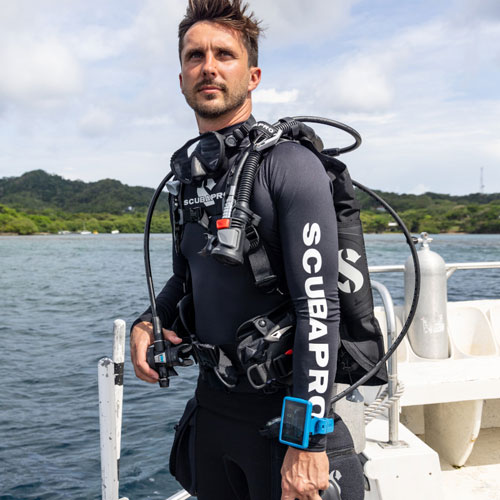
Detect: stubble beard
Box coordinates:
(184, 81, 248, 119)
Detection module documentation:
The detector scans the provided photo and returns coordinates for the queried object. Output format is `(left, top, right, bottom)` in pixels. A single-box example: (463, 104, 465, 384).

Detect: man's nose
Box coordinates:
(202, 52, 217, 77)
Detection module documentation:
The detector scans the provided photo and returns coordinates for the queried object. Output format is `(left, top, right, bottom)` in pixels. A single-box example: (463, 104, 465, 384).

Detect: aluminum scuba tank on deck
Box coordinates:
(404, 233, 449, 359)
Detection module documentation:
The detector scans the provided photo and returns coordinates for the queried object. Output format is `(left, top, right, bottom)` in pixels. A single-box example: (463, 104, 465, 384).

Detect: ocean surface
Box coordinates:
(1, 233, 499, 500)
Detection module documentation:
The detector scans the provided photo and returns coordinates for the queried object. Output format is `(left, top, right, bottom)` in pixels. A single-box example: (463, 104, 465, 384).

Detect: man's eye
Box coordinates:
(188, 51, 203, 60)
(219, 50, 234, 58)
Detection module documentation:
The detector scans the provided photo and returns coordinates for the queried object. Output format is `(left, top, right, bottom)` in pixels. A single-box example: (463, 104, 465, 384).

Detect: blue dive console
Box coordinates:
(279, 397, 334, 449)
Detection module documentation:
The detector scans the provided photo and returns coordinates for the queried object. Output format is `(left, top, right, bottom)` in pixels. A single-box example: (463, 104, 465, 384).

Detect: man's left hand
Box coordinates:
(281, 447, 329, 500)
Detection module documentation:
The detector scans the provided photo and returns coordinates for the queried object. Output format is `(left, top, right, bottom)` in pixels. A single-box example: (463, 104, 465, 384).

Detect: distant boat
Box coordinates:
(57, 230, 72, 235)
(111, 230, 120, 234)
(80, 230, 91, 235)
(92, 230, 99, 235)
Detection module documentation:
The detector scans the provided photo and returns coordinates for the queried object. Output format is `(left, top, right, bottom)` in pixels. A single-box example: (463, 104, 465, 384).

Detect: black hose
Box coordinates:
(231, 149, 262, 224)
(293, 116, 362, 155)
(144, 172, 172, 329)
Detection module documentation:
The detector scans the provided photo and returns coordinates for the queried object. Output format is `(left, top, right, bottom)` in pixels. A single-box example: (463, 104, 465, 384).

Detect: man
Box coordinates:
(131, 1, 364, 499)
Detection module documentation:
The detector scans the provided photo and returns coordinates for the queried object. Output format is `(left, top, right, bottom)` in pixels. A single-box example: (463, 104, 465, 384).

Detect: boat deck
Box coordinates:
(441, 426, 500, 500)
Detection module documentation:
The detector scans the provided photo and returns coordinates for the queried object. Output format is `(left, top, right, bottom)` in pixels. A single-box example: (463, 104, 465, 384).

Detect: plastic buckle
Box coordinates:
(311, 416, 334, 435)
(185, 207, 202, 223)
(193, 343, 219, 368)
(245, 224, 260, 249)
(246, 363, 268, 390)
(255, 274, 278, 294)
(251, 122, 283, 152)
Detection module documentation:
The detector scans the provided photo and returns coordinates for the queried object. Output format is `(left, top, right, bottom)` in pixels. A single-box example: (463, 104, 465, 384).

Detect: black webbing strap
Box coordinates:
(248, 244, 278, 292)
(179, 207, 211, 229)
(193, 342, 239, 389)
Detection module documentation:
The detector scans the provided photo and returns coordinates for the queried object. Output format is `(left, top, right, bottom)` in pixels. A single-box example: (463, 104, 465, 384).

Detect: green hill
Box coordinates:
(0, 170, 170, 234)
(354, 188, 500, 233)
(0, 170, 499, 235)
(0, 169, 169, 213)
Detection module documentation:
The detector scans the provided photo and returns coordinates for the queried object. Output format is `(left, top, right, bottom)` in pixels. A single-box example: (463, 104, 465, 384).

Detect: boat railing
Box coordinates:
(165, 490, 191, 500)
(98, 320, 129, 500)
(368, 261, 500, 276)
(371, 280, 400, 445)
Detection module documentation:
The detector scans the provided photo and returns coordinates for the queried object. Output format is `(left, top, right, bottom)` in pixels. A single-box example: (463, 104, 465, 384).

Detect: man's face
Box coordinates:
(179, 21, 260, 120)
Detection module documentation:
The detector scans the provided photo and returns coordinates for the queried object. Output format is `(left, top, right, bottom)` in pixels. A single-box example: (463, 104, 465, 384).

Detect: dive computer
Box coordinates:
(279, 397, 334, 449)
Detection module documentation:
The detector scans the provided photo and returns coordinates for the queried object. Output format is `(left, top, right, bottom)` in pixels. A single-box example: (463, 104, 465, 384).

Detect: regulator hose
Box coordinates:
(144, 170, 173, 387)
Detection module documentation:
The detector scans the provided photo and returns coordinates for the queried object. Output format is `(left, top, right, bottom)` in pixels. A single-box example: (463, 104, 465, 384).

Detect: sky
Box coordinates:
(1, 0, 499, 195)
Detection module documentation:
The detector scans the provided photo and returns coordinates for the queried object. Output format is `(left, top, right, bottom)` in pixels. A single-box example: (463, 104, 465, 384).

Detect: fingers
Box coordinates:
(130, 322, 158, 383)
(281, 448, 329, 500)
(162, 327, 183, 344)
(130, 323, 186, 383)
(281, 484, 323, 500)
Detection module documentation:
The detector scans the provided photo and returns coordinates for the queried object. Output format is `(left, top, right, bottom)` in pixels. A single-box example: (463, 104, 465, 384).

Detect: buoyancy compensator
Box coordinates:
(142, 115, 421, 404)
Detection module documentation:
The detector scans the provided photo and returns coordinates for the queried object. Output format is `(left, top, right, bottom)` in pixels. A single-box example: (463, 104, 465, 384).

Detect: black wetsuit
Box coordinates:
(135, 119, 365, 499)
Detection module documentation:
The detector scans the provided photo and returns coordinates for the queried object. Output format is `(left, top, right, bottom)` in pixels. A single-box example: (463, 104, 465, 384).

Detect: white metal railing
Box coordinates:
(165, 490, 192, 500)
(371, 280, 400, 444)
(369, 261, 500, 275)
(98, 320, 129, 500)
(445, 261, 500, 278)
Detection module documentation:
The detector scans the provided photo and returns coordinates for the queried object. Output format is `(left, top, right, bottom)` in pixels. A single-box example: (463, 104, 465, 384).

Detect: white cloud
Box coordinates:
(132, 115, 173, 127)
(71, 25, 134, 62)
(0, 0, 499, 195)
(79, 108, 114, 137)
(251, 0, 358, 48)
(253, 88, 299, 104)
(323, 57, 394, 112)
(0, 37, 82, 105)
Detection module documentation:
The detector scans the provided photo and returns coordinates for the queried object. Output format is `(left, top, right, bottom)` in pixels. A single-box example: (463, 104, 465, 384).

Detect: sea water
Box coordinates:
(1, 233, 499, 500)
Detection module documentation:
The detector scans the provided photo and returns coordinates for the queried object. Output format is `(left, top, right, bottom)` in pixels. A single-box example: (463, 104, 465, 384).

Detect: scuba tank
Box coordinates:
(404, 232, 449, 358)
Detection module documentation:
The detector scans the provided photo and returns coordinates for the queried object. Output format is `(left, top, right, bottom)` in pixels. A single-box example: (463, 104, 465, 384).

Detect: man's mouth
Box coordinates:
(197, 82, 225, 93)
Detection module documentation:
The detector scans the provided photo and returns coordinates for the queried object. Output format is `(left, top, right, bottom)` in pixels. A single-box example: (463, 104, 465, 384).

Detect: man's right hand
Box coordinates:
(130, 321, 183, 383)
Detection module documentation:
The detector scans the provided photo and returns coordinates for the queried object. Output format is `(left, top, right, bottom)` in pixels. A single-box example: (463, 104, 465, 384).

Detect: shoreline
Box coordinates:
(2, 231, 496, 237)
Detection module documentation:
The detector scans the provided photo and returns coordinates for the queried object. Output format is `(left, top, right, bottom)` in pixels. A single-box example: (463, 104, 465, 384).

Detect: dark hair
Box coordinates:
(178, 0, 262, 67)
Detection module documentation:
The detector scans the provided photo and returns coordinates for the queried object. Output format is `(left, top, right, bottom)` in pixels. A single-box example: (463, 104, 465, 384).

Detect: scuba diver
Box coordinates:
(130, 1, 373, 499)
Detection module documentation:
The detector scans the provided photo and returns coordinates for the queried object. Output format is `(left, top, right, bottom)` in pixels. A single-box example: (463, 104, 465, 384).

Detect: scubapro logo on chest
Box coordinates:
(183, 192, 224, 206)
(183, 178, 224, 207)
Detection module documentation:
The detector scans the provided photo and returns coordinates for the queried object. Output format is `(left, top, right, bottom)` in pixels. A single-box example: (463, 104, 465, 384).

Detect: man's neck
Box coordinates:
(196, 101, 253, 133)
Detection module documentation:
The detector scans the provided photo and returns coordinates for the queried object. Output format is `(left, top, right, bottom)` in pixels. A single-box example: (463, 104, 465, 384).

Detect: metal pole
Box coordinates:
(112, 320, 126, 479)
(98, 358, 119, 500)
(371, 281, 399, 444)
(166, 490, 192, 500)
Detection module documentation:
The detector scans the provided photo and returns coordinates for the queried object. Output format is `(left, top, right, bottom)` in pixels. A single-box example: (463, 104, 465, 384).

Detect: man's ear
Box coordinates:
(248, 66, 262, 92)
(179, 73, 184, 94)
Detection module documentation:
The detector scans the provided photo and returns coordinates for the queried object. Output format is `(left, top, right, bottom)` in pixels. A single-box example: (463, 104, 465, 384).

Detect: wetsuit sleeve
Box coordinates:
(266, 142, 340, 451)
(131, 237, 187, 331)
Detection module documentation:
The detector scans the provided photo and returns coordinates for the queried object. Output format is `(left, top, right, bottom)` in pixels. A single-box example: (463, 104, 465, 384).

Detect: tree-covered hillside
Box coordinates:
(0, 170, 499, 235)
(0, 169, 169, 213)
(355, 188, 500, 234)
